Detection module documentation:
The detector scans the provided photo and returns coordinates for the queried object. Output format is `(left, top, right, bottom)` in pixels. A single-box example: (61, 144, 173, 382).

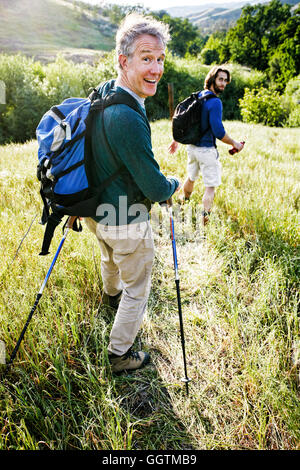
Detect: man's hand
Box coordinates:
(160, 179, 181, 207)
(229, 141, 245, 154)
(168, 140, 179, 154)
(221, 133, 245, 153)
(233, 141, 245, 152)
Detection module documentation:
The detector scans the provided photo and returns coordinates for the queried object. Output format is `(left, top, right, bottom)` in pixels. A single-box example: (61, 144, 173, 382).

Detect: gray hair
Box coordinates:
(116, 13, 170, 70)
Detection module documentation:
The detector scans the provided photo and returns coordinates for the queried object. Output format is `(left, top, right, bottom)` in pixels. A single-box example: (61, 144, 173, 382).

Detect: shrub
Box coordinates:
(0, 52, 273, 143)
(200, 48, 220, 65)
(286, 107, 300, 127)
(239, 87, 288, 127)
(0, 53, 116, 144)
(283, 75, 300, 127)
(0, 55, 48, 144)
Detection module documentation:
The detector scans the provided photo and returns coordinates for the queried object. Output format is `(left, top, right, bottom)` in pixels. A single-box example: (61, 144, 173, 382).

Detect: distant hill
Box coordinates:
(165, 1, 254, 18)
(0, 0, 116, 63)
(1, 0, 298, 62)
(185, 6, 243, 33)
(166, 0, 299, 34)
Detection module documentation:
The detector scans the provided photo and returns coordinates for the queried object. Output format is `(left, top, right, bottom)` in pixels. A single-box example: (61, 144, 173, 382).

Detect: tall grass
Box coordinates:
(0, 121, 299, 450)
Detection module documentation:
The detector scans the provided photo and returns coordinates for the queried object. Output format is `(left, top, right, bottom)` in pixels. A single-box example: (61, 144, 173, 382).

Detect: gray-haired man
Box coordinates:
(85, 14, 180, 372)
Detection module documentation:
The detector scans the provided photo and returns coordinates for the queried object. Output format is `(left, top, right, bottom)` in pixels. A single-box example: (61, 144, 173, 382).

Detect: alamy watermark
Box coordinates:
(0, 81, 6, 105)
(95, 196, 206, 243)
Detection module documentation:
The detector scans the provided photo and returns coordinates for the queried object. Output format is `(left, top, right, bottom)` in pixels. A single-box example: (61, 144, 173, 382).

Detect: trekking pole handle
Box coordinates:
(159, 198, 172, 208)
(66, 216, 77, 229)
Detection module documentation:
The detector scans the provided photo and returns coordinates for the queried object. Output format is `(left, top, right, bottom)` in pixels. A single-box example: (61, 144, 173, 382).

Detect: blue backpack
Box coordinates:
(36, 84, 145, 255)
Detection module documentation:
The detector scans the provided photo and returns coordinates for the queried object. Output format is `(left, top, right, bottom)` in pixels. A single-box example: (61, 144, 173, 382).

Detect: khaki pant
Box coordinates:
(85, 218, 155, 356)
(187, 145, 221, 187)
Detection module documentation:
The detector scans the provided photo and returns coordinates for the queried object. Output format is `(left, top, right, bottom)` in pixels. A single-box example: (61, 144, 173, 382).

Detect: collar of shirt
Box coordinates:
(116, 83, 146, 109)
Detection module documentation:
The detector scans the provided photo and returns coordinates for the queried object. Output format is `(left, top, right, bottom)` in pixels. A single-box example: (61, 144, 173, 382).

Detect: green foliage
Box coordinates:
(268, 15, 300, 91)
(0, 52, 118, 144)
(161, 15, 199, 57)
(200, 48, 220, 66)
(0, 50, 294, 145)
(103, 3, 148, 25)
(0, 55, 48, 144)
(286, 106, 300, 128)
(199, 0, 299, 94)
(239, 87, 288, 127)
(199, 33, 227, 65)
(282, 75, 300, 127)
(226, 0, 292, 70)
(239, 74, 300, 128)
(185, 36, 207, 58)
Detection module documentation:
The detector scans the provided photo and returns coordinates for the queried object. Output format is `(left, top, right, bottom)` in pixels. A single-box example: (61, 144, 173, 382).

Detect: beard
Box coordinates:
(213, 84, 224, 94)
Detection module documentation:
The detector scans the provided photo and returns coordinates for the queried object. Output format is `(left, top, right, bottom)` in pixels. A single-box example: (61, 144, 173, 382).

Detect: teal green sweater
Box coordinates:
(90, 80, 179, 225)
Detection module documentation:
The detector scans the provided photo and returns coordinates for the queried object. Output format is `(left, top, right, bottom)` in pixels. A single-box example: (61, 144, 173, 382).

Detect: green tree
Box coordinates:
(268, 12, 300, 90)
(161, 15, 199, 57)
(226, 0, 292, 71)
(200, 32, 226, 65)
(186, 35, 207, 58)
(104, 3, 147, 25)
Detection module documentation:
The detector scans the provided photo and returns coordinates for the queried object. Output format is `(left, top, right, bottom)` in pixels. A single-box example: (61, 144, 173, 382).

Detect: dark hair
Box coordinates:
(204, 65, 231, 90)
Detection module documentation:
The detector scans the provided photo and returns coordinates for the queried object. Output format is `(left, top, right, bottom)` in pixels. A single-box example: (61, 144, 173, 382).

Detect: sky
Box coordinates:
(82, 0, 236, 11)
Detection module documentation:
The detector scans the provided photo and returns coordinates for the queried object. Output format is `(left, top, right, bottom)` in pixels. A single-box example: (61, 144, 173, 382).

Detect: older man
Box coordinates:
(85, 14, 180, 372)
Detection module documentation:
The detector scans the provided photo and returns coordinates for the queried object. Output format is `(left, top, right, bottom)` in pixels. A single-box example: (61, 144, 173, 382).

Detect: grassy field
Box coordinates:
(0, 120, 299, 450)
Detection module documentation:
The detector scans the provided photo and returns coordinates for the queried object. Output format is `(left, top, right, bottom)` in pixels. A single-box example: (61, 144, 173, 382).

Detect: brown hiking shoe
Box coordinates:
(109, 348, 150, 373)
(202, 210, 211, 226)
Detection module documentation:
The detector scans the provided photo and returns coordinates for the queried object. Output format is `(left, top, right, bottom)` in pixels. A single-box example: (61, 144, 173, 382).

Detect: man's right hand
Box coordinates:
(161, 177, 181, 207)
(233, 141, 245, 152)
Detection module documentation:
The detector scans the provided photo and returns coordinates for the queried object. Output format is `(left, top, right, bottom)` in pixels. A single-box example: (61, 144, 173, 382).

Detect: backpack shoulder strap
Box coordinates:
(199, 91, 218, 102)
(104, 91, 145, 116)
(92, 89, 149, 128)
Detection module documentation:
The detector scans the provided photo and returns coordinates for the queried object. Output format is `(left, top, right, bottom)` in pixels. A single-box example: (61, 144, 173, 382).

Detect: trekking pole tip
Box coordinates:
(181, 377, 191, 396)
(181, 377, 191, 384)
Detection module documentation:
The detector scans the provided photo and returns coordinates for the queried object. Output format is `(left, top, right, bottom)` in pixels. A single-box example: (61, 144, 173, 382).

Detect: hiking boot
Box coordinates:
(102, 291, 122, 310)
(202, 210, 211, 226)
(108, 348, 150, 373)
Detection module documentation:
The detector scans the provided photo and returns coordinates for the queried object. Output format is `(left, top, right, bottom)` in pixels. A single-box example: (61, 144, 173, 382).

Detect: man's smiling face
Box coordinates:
(119, 34, 165, 98)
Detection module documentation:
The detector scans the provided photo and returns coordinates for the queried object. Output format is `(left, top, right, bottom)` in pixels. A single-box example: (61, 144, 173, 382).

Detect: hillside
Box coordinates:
(186, 6, 243, 33)
(0, 0, 299, 61)
(0, 0, 116, 63)
(166, 0, 299, 33)
(165, 1, 253, 17)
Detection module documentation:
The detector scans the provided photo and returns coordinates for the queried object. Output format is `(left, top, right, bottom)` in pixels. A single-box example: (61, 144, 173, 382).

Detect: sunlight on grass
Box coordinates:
(0, 121, 299, 450)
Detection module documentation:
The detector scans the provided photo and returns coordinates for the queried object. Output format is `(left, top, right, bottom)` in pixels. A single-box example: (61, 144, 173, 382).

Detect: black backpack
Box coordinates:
(36, 84, 148, 255)
(172, 91, 217, 145)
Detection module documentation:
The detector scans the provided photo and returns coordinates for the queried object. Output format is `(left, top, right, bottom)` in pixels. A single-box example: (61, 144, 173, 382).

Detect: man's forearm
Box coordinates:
(221, 132, 235, 146)
(220, 132, 244, 152)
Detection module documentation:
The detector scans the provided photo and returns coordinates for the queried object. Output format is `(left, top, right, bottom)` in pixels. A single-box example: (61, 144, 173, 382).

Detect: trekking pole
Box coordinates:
(5, 216, 77, 372)
(164, 200, 191, 396)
